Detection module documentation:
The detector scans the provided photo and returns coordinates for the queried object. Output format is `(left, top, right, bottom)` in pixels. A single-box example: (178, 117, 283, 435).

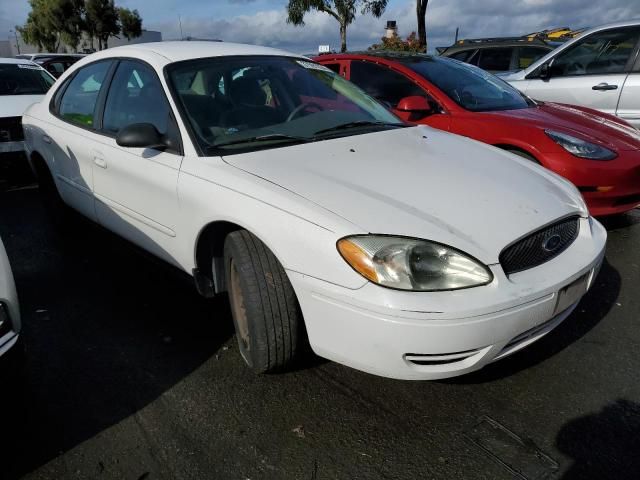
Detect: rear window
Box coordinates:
(0, 63, 55, 96)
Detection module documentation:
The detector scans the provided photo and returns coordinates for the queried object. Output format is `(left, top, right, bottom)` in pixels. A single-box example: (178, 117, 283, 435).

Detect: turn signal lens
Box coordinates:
(337, 238, 377, 283)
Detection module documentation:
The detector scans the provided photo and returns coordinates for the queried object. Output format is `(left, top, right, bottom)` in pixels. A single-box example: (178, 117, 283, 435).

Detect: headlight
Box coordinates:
(545, 130, 616, 160)
(337, 236, 493, 291)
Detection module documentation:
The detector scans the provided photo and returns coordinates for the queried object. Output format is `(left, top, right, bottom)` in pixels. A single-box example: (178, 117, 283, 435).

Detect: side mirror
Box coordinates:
(394, 96, 433, 121)
(537, 60, 553, 80)
(116, 123, 167, 150)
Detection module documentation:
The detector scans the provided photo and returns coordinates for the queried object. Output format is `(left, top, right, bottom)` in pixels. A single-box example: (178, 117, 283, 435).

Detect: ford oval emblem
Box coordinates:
(543, 234, 562, 252)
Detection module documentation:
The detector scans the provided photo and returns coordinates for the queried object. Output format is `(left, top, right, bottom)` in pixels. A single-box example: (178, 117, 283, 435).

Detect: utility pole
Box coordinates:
(9, 29, 20, 54)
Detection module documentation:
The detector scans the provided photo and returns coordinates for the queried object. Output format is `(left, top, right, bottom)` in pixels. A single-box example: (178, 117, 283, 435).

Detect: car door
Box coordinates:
(522, 27, 640, 117)
(347, 59, 451, 130)
(91, 59, 183, 265)
(616, 56, 640, 128)
(48, 60, 114, 220)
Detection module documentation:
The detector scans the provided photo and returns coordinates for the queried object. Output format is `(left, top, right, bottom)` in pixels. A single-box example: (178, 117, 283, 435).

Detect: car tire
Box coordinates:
(223, 230, 303, 373)
(506, 149, 539, 164)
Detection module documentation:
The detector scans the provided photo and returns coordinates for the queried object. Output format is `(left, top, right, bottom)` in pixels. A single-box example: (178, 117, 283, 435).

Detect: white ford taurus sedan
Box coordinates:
(22, 42, 606, 380)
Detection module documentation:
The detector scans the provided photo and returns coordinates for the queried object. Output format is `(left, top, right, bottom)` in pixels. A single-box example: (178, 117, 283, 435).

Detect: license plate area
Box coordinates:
(554, 272, 590, 315)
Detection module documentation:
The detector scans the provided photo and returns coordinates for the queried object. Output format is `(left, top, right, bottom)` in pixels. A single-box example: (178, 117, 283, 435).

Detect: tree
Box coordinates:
(416, 0, 429, 52)
(18, 10, 58, 52)
(85, 0, 120, 50)
(118, 8, 142, 41)
(286, 0, 388, 53)
(369, 31, 423, 53)
(57, 0, 86, 52)
(17, 0, 67, 52)
(19, 0, 143, 52)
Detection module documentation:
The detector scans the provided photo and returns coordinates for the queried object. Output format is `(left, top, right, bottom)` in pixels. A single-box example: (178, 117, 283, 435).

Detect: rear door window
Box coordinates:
(476, 48, 514, 71)
(58, 61, 111, 128)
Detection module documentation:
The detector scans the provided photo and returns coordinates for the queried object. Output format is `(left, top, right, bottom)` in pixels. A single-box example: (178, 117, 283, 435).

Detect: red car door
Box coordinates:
(343, 59, 452, 131)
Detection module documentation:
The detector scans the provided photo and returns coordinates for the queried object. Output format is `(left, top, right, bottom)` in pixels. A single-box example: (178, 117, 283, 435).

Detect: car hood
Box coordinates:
(485, 103, 640, 151)
(0, 94, 45, 118)
(222, 126, 586, 264)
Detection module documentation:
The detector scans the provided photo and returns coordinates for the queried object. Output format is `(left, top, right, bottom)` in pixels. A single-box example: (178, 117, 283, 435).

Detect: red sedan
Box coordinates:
(315, 52, 640, 216)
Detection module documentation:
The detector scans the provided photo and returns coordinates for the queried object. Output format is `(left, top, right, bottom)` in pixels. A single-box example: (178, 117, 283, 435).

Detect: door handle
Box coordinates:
(592, 83, 618, 91)
(42, 135, 51, 144)
(94, 157, 107, 169)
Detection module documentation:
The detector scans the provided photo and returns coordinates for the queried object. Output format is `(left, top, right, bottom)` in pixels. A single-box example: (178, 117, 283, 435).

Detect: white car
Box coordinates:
(22, 42, 606, 380)
(501, 20, 640, 128)
(0, 237, 20, 359)
(0, 58, 55, 159)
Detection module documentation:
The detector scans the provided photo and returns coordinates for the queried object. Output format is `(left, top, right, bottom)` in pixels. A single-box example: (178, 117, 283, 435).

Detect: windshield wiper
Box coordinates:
(211, 133, 311, 149)
(313, 121, 406, 137)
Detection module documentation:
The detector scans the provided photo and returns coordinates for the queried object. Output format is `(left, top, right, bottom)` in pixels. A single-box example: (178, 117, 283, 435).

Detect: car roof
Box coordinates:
(442, 41, 555, 51)
(317, 51, 441, 64)
(319, 51, 430, 59)
(0, 57, 40, 66)
(32, 53, 84, 57)
(86, 41, 304, 64)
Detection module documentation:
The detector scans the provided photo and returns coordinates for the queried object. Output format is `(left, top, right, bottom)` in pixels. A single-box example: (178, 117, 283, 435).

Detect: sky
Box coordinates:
(1, 0, 639, 54)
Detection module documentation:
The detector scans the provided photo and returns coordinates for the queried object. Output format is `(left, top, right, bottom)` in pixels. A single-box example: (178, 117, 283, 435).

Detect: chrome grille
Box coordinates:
(500, 216, 580, 275)
(0, 116, 23, 142)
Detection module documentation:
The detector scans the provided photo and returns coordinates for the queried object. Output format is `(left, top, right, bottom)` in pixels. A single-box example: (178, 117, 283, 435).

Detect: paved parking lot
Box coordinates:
(1, 171, 639, 480)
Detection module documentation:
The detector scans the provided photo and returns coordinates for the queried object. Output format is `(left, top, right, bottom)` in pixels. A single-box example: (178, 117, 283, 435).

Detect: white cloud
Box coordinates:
(146, 0, 640, 54)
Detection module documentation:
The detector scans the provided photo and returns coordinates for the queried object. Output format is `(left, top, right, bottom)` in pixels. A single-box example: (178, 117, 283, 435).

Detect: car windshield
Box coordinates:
(403, 56, 532, 112)
(167, 56, 405, 155)
(0, 63, 55, 96)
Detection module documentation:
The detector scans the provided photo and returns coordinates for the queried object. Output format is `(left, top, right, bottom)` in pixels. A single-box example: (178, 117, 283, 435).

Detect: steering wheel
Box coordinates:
(286, 102, 324, 122)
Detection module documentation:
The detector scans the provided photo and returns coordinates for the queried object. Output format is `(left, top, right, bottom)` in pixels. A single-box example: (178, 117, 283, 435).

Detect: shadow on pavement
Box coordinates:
(597, 208, 640, 232)
(0, 189, 234, 479)
(557, 399, 640, 480)
(444, 258, 621, 384)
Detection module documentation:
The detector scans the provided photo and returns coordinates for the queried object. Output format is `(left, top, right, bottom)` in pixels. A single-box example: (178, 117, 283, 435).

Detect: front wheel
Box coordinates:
(223, 230, 304, 373)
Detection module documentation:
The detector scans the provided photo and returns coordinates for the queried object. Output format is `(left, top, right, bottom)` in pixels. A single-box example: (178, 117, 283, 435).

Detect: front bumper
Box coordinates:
(289, 217, 606, 380)
(542, 150, 640, 216)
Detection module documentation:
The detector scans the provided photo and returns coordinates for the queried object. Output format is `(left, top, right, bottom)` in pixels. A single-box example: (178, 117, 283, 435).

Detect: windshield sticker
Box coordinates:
(17, 64, 42, 70)
(296, 60, 333, 73)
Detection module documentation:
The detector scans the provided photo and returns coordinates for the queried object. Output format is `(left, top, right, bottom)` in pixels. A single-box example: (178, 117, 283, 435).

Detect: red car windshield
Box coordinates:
(403, 56, 533, 112)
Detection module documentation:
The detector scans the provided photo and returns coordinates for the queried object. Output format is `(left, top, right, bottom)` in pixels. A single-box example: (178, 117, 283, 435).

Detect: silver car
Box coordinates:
(0, 237, 20, 358)
(502, 20, 640, 128)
